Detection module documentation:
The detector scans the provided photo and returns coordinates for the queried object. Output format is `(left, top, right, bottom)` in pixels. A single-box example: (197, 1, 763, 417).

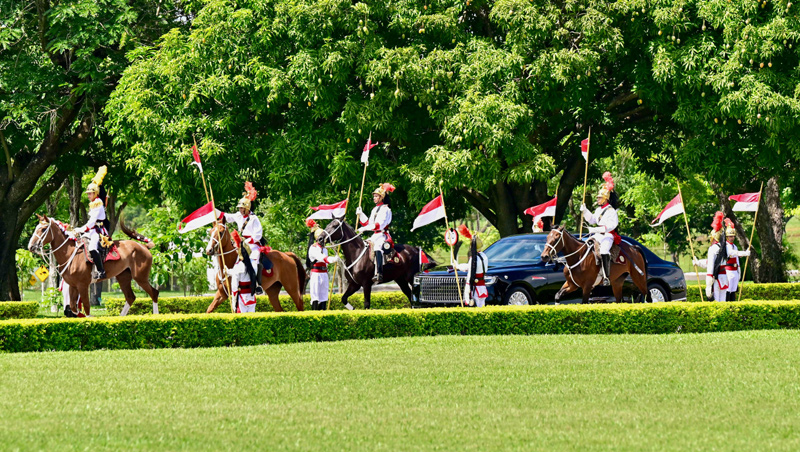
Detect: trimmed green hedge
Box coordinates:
(3, 301, 800, 353)
(0, 302, 39, 320)
(685, 282, 800, 302)
(103, 292, 410, 315)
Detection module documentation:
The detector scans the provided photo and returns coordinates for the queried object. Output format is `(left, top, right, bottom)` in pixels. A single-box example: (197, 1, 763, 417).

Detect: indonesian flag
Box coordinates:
(307, 199, 348, 220)
(651, 194, 684, 227)
(411, 195, 446, 231)
(190, 145, 203, 173)
(729, 192, 760, 212)
(178, 201, 222, 234)
(361, 132, 378, 165)
(581, 137, 589, 162)
(524, 197, 557, 223)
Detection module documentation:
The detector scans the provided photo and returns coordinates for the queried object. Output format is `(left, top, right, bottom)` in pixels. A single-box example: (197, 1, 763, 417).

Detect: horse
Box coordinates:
(204, 223, 307, 313)
(319, 219, 434, 309)
(540, 225, 649, 303)
(28, 214, 159, 316)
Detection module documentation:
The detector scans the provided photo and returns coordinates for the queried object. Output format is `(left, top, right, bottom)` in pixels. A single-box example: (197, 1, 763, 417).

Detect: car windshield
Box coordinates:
(483, 236, 546, 264)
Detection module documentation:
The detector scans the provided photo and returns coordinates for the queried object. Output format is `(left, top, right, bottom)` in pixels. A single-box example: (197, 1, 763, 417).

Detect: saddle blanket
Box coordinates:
(83, 243, 121, 263)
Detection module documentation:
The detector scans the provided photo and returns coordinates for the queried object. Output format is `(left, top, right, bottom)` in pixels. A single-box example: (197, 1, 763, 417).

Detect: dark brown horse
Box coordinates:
(204, 223, 307, 313)
(28, 215, 159, 316)
(320, 219, 434, 309)
(540, 226, 649, 303)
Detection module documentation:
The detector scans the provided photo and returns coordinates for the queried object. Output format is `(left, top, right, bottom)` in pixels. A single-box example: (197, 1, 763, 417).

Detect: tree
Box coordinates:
(0, 0, 191, 299)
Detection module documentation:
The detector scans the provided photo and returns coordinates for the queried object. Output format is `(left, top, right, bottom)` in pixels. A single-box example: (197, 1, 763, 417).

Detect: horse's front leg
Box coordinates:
(554, 280, 579, 304)
(340, 281, 360, 310)
(206, 278, 230, 313)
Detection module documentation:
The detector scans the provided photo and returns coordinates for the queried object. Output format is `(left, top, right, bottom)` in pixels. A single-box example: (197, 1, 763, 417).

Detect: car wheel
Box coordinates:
(647, 283, 668, 303)
(505, 286, 532, 306)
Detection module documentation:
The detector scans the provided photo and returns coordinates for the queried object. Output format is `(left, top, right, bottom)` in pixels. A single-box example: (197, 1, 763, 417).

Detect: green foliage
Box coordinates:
(686, 282, 800, 302)
(0, 302, 40, 320)
(104, 291, 411, 315)
(4, 301, 800, 352)
(15, 250, 40, 289)
(40, 287, 63, 310)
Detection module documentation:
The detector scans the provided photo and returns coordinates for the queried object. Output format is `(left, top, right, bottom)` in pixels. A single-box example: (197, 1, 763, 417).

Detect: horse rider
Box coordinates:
(722, 218, 750, 301)
(355, 183, 395, 282)
(78, 166, 109, 280)
(306, 219, 339, 310)
(580, 171, 620, 285)
(453, 224, 489, 307)
(223, 182, 263, 295)
(694, 211, 728, 301)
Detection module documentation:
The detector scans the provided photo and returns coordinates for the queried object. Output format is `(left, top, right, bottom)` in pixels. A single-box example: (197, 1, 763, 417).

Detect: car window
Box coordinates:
(483, 237, 546, 263)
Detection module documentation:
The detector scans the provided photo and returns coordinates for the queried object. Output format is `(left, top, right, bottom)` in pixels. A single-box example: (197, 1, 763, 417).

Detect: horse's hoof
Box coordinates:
(344, 303, 354, 311)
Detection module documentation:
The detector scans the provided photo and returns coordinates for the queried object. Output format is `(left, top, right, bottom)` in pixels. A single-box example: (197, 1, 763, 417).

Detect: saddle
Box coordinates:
(369, 242, 401, 265)
(589, 239, 624, 265)
(82, 240, 121, 263)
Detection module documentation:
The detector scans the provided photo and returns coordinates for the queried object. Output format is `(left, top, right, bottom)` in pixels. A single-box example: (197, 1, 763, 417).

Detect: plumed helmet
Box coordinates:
(85, 165, 108, 195)
(314, 228, 325, 240)
(237, 181, 257, 210)
(597, 172, 615, 203)
(724, 218, 736, 238)
(457, 224, 482, 249)
(372, 183, 396, 200)
(709, 211, 724, 242)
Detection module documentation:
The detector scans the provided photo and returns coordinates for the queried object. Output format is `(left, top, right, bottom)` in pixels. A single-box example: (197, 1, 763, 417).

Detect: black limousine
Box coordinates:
(411, 233, 687, 307)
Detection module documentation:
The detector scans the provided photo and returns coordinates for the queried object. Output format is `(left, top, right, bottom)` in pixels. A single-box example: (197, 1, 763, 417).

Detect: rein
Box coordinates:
(32, 219, 81, 276)
(547, 229, 594, 287)
(321, 221, 369, 279)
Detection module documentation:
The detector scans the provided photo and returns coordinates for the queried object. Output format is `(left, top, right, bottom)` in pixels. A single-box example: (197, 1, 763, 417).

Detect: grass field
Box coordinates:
(2, 332, 800, 451)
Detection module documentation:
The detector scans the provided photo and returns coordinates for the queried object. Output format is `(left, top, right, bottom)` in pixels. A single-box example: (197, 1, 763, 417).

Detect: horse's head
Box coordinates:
(28, 214, 54, 254)
(320, 219, 347, 245)
(206, 223, 232, 256)
(541, 225, 566, 263)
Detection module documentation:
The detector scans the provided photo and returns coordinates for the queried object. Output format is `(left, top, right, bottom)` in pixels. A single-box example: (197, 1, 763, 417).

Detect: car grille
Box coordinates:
(419, 276, 468, 303)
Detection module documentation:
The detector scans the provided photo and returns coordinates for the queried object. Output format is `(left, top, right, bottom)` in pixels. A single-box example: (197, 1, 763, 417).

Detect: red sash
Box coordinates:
(312, 262, 328, 273)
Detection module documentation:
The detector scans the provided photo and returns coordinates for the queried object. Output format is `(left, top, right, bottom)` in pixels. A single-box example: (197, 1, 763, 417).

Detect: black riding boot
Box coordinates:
(373, 251, 384, 283)
(64, 304, 76, 318)
(727, 292, 736, 302)
(311, 300, 319, 310)
(318, 301, 327, 311)
(601, 254, 611, 286)
(90, 250, 106, 280)
(243, 258, 263, 295)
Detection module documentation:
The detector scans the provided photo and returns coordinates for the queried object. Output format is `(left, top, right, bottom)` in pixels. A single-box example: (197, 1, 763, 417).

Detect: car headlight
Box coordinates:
(484, 275, 498, 285)
(413, 276, 421, 286)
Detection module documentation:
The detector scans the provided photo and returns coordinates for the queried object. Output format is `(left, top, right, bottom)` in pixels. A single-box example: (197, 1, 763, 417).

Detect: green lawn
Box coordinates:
(2, 332, 800, 451)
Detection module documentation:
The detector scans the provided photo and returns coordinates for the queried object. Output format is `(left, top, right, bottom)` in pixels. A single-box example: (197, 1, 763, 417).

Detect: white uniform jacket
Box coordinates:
(308, 243, 336, 302)
(583, 204, 618, 254)
(224, 212, 263, 260)
(696, 241, 727, 301)
(80, 201, 107, 251)
(357, 204, 392, 248)
(456, 251, 489, 307)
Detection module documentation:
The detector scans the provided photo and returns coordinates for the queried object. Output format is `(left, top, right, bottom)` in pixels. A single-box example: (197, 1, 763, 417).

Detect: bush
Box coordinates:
(685, 282, 800, 302)
(3, 301, 800, 353)
(0, 302, 40, 320)
(103, 292, 411, 315)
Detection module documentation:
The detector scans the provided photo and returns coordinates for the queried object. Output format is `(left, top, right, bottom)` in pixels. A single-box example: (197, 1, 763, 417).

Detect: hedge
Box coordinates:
(685, 282, 800, 302)
(104, 292, 410, 315)
(0, 302, 39, 320)
(3, 301, 800, 353)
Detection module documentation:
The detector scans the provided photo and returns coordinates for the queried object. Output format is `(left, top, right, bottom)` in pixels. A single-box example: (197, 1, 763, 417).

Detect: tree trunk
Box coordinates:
(69, 173, 86, 227)
(0, 214, 22, 301)
(755, 177, 787, 282)
(555, 159, 584, 228)
(488, 180, 519, 237)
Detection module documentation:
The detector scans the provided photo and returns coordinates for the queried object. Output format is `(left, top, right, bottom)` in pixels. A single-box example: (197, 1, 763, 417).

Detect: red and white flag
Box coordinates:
(361, 133, 378, 165)
(411, 195, 446, 231)
(524, 197, 557, 223)
(651, 194, 684, 227)
(729, 192, 760, 212)
(178, 201, 221, 234)
(190, 145, 203, 173)
(307, 199, 348, 221)
(581, 137, 589, 162)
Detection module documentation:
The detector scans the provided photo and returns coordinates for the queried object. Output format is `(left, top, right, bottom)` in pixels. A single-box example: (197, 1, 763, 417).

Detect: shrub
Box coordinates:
(103, 292, 410, 315)
(0, 302, 40, 320)
(2, 301, 800, 353)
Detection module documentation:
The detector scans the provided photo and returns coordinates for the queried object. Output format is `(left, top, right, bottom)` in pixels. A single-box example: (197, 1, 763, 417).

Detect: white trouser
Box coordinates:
(367, 232, 388, 249)
(238, 297, 256, 313)
(591, 233, 614, 254)
(310, 271, 329, 302)
(726, 269, 740, 293)
(87, 230, 100, 252)
(710, 274, 729, 301)
(464, 283, 488, 307)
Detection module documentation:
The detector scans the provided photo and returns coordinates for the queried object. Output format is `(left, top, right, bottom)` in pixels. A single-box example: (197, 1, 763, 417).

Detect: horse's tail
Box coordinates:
(119, 217, 155, 249)
(287, 252, 307, 296)
(633, 245, 649, 279)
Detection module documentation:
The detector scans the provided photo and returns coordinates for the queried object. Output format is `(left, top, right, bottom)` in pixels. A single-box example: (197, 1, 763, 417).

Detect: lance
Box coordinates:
(440, 183, 465, 307)
(356, 132, 373, 225)
(328, 185, 351, 310)
(677, 181, 705, 301)
(579, 127, 591, 237)
(738, 181, 764, 301)
(193, 136, 234, 313)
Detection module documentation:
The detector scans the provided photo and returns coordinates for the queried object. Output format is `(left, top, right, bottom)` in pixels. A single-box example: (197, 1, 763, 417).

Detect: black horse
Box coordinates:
(320, 219, 435, 309)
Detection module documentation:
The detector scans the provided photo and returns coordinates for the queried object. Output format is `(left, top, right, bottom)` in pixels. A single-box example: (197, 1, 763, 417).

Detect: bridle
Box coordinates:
(30, 218, 80, 276)
(206, 226, 240, 297)
(319, 220, 369, 278)
(545, 228, 594, 287)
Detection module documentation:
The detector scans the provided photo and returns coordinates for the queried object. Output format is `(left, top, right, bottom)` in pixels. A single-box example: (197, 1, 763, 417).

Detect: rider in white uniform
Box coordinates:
(78, 166, 108, 280)
(723, 218, 750, 301)
(356, 183, 395, 282)
(306, 219, 339, 310)
(223, 182, 264, 303)
(694, 211, 728, 301)
(580, 171, 619, 285)
(453, 225, 489, 307)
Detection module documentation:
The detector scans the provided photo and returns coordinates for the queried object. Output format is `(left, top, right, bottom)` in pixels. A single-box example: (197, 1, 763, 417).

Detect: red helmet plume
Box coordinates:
(306, 218, 317, 229)
(456, 224, 472, 239)
(381, 183, 396, 193)
(244, 181, 257, 201)
(711, 211, 724, 232)
(602, 172, 615, 192)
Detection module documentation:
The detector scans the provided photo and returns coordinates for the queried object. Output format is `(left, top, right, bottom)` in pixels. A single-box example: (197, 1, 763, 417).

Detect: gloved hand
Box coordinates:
(326, 256, 339, 264)
(692, 258, 702, 267)
(739, 250, 751, 257)
(355, 207, 363, 216)
(705, 276, 713, 300)
(357, 226, 371, 233)
(579, 203, 587, 213)
(587, 226, 603, 234)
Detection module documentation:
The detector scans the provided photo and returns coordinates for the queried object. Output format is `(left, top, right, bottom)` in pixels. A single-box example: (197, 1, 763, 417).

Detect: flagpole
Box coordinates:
(738, 182, 763, 302)
(439, 185, 465, 307)
(328, 185, 351, 310)
(677, 181, 705, 302)
(579, 127, 591, 237)
(356, 132, 371, 225)
(201, 153, 234, 313)
(193, 136, 211, 206)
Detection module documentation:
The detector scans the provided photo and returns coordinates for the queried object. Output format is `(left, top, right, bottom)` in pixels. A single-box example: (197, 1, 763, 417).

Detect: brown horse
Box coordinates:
(204, 223, 307, 313)
(540, 226, 649, 303)
(319, 220, 434, 309)
(28, 215, 159, 316)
